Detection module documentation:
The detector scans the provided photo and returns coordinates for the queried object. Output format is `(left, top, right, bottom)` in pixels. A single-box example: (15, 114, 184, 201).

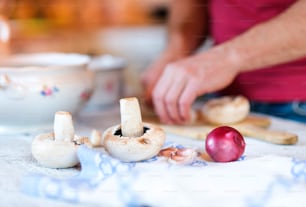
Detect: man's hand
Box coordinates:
(152, 49, 238, 124)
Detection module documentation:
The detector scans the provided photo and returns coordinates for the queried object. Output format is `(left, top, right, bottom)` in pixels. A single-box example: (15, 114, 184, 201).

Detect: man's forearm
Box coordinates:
(167, 0, 208, 56)
(215, 0, 306, 73)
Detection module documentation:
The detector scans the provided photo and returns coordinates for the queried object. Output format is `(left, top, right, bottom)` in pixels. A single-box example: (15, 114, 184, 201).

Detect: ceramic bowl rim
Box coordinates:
(0, 52, 90, 71)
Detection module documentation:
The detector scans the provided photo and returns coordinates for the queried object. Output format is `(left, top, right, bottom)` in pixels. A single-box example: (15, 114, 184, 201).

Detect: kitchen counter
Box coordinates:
(1, 106, 306, 207)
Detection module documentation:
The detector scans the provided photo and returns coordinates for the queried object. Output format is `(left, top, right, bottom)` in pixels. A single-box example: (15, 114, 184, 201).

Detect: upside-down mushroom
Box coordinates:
(31, 111, 91, 168)
(102, 97, 166, 162)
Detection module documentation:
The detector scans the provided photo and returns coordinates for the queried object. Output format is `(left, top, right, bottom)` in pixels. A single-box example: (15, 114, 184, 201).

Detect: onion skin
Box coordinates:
(205, 126, 246, 162)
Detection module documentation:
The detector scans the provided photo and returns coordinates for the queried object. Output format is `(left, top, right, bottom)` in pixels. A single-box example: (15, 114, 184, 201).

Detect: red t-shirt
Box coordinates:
(209, 0, 306, 102)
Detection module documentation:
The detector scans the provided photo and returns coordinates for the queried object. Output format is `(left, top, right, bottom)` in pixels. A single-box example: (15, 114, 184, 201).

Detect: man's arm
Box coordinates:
(215, 0, 306, 73)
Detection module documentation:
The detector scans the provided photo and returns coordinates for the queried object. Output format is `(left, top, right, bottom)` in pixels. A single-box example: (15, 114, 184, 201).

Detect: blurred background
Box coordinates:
(0, 0, 170, 95)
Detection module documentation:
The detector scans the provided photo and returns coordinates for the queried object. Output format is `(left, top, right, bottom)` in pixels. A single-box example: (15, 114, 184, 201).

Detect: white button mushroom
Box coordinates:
(31, 111, 91, 168)
(201, 95, 250, 125)
(102, 97, 166, 162)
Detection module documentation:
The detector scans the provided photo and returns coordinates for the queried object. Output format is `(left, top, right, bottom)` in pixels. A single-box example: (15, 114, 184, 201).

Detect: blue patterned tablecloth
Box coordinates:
(1, 107, 306, 207)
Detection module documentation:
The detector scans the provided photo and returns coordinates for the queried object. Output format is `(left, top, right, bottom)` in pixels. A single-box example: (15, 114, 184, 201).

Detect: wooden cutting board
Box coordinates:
(143, 113, 298, 145)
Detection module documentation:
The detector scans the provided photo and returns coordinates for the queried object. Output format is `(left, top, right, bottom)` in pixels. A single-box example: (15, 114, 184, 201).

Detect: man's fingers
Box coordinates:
(152, 70, 173, 124)
(179, 80, 200, 122)
(163, 74, 187, 124)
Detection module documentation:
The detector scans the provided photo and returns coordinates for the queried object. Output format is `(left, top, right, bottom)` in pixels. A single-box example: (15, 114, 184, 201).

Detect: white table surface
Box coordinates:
(1, 106, 306, 207)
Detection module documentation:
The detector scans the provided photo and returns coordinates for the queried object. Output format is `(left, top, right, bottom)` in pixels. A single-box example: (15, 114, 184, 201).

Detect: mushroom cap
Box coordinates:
(31, 132, 79, 168)
(102, 122, 166, 162)
(201, 95, 250, 125)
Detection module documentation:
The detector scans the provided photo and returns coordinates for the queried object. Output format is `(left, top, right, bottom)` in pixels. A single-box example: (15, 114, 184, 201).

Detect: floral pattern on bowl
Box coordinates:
(40, 85, 59, 97)
(0, 53, 94, 135)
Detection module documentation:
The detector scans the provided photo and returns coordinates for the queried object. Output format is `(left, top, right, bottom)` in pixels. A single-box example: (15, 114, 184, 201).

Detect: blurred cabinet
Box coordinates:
(0, 0, 169, 28)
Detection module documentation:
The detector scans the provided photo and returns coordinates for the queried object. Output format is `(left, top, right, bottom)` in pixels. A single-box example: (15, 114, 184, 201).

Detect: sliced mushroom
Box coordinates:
(201, 95, 250, 125)
(102, 97, 166, 162)
(31, 111, 90, 168)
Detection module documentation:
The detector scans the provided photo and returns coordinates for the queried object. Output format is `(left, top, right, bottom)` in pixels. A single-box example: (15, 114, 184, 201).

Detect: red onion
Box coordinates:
(205, 126, 245, 162)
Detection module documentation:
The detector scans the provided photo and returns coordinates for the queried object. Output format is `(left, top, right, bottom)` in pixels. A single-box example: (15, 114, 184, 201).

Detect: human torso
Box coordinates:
(209, 0, 306, 102)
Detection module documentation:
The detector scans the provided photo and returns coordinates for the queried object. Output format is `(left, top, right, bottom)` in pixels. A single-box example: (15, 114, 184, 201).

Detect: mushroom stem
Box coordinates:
(53, 111, 75, 141)
(120, 97, 143, 137)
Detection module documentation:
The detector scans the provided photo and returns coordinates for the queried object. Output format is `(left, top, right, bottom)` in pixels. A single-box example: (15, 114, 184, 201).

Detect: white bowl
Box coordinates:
(85, 55, 126, 109)
(0, 53, 94, 135)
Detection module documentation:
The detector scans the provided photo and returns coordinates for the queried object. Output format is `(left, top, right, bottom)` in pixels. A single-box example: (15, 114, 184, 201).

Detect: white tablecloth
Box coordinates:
(1, 106, 306, 207)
